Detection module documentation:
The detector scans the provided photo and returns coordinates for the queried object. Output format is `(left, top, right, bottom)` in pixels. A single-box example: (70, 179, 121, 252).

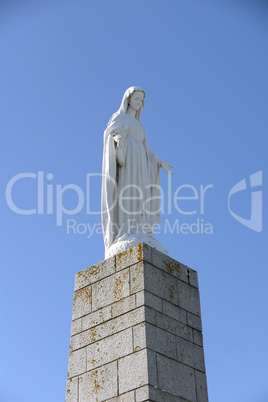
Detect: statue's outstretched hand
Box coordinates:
(113, 134, 126, 149)
(160, 160, 173, 174)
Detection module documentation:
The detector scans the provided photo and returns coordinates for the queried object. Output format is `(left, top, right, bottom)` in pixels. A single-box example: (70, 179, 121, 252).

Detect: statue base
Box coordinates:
(106, 233, 168, 259)
(66, 243, 208, 401)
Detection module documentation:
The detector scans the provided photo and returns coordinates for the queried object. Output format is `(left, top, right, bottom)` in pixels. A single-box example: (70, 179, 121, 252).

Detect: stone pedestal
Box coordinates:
(66, 243, 208, 402)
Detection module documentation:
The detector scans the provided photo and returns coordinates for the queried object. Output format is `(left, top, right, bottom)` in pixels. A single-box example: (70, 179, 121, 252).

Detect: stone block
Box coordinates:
(156, 311, 193, 342)
(133, 323, 146, 352)
(176, 337, 206, 372)
(136, 290, 162, 312)
(87, 327, 133, 371)
(147, 349, 158, 386)
(67, 244, 208, 401)
(193, 329, 203, 347)
(65, 377, 78, 401)
(144, 263, 179, 305)
(112, 295, 136, 317)
(162, 300, 187, 324)
(74, 256, 115, 291)
(187, 312, 202, 331)
(135, 385, 149, 402)
(78, 361, 117, 401)
(138, 385, 192, 402)
(116, 243, 152, 271)
(195, 370, 209, 402)
(118, 349, 157, 394)
(81, 305, 112, 332)
(71, 318, 82, 336)
(178, 280, 201, 316)
(72, 286, 92, 320)
(71, 306, 146, 351)
(188, 267, 199, 288)
(144, 306, 156, 325)
(130, 262, 144, 294)
(68, 348, 87, 378)
(157, 354, 196, 401)
(151, 248, 189, 283)
(146, 323, 177, 359)
(92, 269, 130, 310)
(107, 390, 135, 402)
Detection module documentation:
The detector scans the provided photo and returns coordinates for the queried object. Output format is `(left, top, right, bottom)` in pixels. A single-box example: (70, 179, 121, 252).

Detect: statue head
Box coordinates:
(118, 86, 145, 121)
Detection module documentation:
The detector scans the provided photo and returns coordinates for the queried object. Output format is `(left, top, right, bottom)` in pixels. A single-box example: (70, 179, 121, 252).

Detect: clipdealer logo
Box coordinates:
(4, 170, 263, 234)
(228, 170, 262, 232)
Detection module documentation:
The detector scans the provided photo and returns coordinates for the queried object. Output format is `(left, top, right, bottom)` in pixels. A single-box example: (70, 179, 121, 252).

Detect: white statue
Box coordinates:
(101, 86, 173, 258)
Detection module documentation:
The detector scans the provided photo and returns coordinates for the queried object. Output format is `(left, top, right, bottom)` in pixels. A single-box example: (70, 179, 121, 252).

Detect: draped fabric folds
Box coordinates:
(101, 87, 161, 256)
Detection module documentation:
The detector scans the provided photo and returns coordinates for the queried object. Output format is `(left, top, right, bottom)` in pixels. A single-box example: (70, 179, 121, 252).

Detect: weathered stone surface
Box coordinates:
(176, 337, 206, 372)
(107, 390, 135, 402)
(118, 349, 157, 394)
(187, 312, 202, 331)
(135, 385, 149, 402)
(116, 243, 152, 271)
(79, 361, 117, 401)
(147, 349, 158, 386)
(157, 354, 196, 401)
(195, 370, 209, 402)
(66, 244, 208, 402)
(178, 280, 201, 316)
(136, 290, 162, 312)
(136, 384, 195, 401)
(71, 306, 146, 351)
(144, 263, 179, 305)
(156, 311, 193, 342)
(72, 286, 92, 320)
(146, 323, 177, 359)
(130, 262, 144, 294)
(193, 329, 203, 347)
(68, 348, 87, 378)
(112, 295, 136, 317)
(188, 267, 199, 288)
(65, 377, 78, 401)
(87, 327, 133, 370)
(92, 269, 130, 310)
(149, 385, 192, 402)
(162, 299, 187, 324)
(144, 306, 156, 325)
(75, 256, 115, 291)
(71, 318, 82, 336)
(133, 323, 146, 352)
(81, 305, 112, 332)
(151, 248, 189, 283)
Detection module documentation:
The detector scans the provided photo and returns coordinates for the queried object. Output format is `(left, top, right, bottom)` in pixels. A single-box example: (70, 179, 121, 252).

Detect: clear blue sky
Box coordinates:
(1, 1, 267, 401)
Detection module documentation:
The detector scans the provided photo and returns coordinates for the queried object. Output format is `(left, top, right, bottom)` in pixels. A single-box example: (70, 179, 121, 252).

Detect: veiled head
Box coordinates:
(119, 86, 145, 121)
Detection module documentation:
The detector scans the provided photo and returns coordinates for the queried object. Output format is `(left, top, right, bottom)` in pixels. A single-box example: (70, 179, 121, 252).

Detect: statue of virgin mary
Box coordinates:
(101, 86, 173, 258)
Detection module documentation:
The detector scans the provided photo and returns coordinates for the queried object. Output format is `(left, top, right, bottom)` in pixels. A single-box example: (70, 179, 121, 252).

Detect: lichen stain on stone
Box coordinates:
(117, 243, 143, 270)
(76, 264, 103, 288)
(163, 260, 181, 278)
(89, 327, 98, 343)
(90, 369, 102, 393)
(131, 275, 139, 293)
(73, 287, 92, 308)
(136, 243, 143, 261)
(114, 277, 124, 301)
(169, 285, 175, 301)
(90, 358, 97, 366)
(114, 299, 124, 315)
